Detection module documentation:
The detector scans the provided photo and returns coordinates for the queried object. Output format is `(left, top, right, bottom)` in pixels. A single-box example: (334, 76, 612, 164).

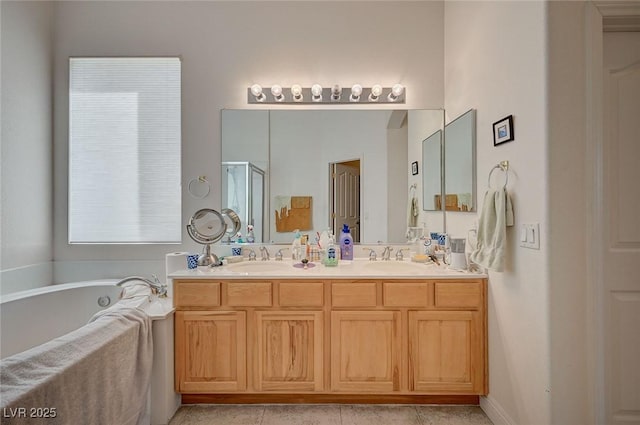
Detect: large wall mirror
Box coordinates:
(422, 130, 442, 211)
(444, 109, 476, 212)
(221, 109, 444, 244)
(421, 109, 476, 213)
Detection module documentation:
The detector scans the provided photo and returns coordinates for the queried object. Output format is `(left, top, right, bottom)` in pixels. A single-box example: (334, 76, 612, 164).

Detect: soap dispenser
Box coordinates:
(325, 234, 339, 266)
(339, 224, 354, 260)
(291, 230, 302, 261)
(246, 224, 255, 243)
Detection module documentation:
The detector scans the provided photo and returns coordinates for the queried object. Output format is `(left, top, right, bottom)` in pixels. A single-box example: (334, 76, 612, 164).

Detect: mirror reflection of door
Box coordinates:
(330, 160, 361, 243)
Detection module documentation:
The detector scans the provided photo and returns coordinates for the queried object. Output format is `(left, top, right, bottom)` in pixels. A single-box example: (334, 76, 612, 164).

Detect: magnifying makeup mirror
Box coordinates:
(186, 208, 227, 267)
(221, 208, 242, 244)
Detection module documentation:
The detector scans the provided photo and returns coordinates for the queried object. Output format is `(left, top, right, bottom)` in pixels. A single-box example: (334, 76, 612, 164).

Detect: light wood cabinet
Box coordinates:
(330, 311, 401, 392)
(173, 277, 487, 400)
(255, 311, 323, 391)
(175, 310, 246, 393)
(408, 310, 484, 393)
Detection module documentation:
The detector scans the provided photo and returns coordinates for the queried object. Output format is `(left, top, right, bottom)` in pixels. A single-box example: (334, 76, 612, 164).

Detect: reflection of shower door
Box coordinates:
(330, 160, 360, 243)
(222, 162, 266, 243)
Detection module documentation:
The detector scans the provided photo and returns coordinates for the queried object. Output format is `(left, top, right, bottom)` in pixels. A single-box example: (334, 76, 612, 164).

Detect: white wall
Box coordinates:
(387, 115, 409, 243)
(0, 1, 54, 294)
(444, 2, 550, 424)
(50, 1, 445, 281)
(270, 110, 390, 244)
(221, 110, 269, 173)
(547, 2, 590, 424)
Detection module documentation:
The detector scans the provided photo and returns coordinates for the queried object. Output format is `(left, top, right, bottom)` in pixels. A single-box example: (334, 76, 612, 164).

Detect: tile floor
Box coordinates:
(168, 404, 494, 425)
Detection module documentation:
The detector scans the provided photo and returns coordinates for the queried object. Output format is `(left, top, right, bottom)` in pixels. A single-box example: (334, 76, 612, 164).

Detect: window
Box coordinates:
(69, 57, 181, 243)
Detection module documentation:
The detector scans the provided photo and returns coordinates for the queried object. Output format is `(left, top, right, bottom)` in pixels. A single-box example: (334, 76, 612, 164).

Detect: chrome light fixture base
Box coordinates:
(247, 86, 405, 104)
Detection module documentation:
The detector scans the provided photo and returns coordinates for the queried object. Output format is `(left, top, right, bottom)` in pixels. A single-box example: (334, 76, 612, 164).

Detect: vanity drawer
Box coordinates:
(332, 282, 377, 307)
(174, 280, 220, 308)
(383, 282, 430, 307)
(279, 281, 324, 307)
(434, 281, 482, 308)
(226, 281, 272, 306)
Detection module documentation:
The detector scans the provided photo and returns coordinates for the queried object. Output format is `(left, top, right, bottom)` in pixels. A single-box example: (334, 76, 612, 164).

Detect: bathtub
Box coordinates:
(0, 280, 127, 359)
(0, 280, 179, 425)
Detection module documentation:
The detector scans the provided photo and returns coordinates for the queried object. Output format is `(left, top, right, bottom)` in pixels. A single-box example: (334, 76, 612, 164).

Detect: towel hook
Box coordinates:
(488, 160, 509, 189)
(188, 175, 211, 199)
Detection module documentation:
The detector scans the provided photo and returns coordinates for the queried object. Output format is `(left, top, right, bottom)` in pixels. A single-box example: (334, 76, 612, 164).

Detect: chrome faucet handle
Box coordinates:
(150, 274, 168, 297)
(259, 246, 270, 261)
(395, 248, 410, 261)
(363, 248, 377, 261)
(247, 248, 257, 261)
(275, 248, 288, 261)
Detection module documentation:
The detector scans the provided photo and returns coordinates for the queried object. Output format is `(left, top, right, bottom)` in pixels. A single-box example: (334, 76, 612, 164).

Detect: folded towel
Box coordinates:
(469, 188, 514, 272)
(1, 306, 152, 425)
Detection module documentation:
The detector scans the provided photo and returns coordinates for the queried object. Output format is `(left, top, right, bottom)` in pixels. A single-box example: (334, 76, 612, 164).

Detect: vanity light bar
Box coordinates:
(247, 84, 405, 104)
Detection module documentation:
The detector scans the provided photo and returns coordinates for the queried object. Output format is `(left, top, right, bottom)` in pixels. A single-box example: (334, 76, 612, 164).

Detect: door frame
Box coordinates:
(585, 3, 640, 423)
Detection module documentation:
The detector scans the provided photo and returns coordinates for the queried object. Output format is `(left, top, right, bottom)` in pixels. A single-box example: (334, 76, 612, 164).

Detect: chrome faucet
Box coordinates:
(246, 248, 257, 261)
(395, 248, 410, 261)
(275, 248, 288, 261)
(116, 275, 167, 297)
(381, 246, 394, 261)
(363, 248, 377, 261)
(259, 246, 270, 261)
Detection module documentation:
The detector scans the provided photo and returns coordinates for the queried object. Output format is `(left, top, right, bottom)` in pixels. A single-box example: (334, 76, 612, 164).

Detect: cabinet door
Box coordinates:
(175, 311, 246, 393)
(255, 311, 323, 391)
(408, 310, 485, 394)
(331, 311, 401, 392)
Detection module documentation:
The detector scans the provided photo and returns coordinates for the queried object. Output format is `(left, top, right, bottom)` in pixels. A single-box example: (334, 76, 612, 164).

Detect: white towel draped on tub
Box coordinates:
(0, 306, 152, 425)
(469, 188, 514, 272)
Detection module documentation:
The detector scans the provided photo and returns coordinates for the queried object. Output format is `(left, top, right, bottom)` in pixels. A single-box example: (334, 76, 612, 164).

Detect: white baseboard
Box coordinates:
(481, 395, 517, 425)
(0, 262, 53, 296)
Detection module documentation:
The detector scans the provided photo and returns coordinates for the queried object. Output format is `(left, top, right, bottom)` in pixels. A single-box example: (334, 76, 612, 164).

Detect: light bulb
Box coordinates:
(369, 84, 383, 101)
(250, 84, 265, 101)
(291, 84, 303, 101)
(388, 83, 405, 101)
(331, 85, 342, 101)
(311, 84, 323, 101)
(271, 85, 284, 101)
(350, 84, 362, 102)
(250, 84, 262, 97)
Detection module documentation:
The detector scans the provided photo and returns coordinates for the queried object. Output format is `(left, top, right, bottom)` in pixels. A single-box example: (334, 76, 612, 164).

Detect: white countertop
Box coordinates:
(168, 258, 487, 280)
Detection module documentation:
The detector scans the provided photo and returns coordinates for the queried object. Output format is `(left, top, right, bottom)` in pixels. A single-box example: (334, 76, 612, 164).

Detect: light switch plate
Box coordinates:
(520, 223, 540, 249)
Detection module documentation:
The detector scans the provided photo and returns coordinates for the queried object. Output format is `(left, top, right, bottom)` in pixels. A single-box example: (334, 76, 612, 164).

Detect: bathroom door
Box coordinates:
(331, 160, 360, 242)
(602, 31, 640, 425)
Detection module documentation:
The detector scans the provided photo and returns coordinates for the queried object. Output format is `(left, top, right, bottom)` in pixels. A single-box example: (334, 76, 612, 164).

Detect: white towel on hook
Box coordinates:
(469, 188, 514, 272)
(407, 195, 419, 228)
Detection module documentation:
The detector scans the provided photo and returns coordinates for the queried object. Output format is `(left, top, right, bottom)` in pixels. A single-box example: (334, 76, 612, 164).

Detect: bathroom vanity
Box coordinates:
(170, 260, 487, 404)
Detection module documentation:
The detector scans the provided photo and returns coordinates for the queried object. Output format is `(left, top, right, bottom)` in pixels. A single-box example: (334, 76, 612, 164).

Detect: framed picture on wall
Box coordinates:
(411, 161, 419, 175)
(493, 115, 514, 146)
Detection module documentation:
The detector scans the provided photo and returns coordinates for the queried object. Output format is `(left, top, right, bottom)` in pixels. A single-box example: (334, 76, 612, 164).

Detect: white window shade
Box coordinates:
(69, 57, 181, 243)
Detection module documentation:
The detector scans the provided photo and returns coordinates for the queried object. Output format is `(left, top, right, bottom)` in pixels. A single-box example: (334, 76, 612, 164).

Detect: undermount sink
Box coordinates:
(360, 260, 429, 273)
(224, 261, 291, 273)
